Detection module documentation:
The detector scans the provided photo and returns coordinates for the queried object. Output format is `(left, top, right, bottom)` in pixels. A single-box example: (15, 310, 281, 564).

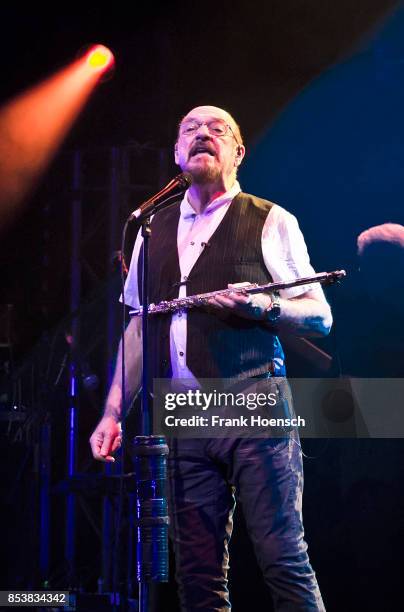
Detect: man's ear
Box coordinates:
(174, 142, 179, 165)
(234, 144, 245, 166)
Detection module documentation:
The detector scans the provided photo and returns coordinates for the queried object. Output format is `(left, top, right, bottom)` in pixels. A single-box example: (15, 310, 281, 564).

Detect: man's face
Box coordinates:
(174, 105, 244, 185)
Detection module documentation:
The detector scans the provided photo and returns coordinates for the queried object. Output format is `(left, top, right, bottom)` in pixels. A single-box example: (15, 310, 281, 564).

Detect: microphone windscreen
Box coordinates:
(178, 172, 193, 189)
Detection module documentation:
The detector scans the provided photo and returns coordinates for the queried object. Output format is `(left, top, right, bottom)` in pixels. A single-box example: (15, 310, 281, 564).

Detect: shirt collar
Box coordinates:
(180, 180, 241, 220)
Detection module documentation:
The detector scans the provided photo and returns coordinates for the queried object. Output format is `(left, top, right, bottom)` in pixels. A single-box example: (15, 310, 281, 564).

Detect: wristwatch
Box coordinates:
(265, 293, 281, 323)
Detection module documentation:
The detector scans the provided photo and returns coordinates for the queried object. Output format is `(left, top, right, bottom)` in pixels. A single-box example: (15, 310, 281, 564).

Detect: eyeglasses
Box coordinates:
(179, 119, 239, 144)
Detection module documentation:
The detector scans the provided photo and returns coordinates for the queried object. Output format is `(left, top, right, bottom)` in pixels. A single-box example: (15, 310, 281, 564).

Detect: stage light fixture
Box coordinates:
(86, 45, 115, 73)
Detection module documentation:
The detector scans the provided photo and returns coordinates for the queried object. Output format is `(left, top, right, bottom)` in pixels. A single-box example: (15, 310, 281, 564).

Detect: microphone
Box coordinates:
(129, 172, 192, 222)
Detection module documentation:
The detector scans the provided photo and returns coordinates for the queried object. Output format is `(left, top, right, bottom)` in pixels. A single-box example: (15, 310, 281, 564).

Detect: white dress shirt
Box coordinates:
(123, 181, 326, 382)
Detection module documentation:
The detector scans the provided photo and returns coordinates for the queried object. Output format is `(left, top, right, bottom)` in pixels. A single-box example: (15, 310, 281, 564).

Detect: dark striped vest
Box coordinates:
(137, 192, 285, 379)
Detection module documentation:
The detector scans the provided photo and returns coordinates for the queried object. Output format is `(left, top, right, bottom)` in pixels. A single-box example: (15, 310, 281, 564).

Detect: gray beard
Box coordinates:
(189, 165, 221, 185)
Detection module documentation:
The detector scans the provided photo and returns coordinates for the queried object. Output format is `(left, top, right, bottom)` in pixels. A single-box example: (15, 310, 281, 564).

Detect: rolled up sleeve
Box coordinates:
(262, 204, 327, 302)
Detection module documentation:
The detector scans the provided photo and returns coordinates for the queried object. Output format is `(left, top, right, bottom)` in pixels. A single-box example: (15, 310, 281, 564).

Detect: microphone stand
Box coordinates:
(131, 206, 174, 612)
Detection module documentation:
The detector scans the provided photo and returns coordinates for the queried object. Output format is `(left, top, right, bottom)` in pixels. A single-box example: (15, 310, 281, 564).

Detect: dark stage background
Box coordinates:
(1, 2, 404, 611)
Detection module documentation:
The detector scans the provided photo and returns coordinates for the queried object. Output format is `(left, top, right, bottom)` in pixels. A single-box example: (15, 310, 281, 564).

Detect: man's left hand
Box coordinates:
(208, 283, 272, 320)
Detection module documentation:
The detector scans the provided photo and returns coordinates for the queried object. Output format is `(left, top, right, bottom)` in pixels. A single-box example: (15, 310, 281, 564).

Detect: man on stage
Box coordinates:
(90, 105, 331, 611)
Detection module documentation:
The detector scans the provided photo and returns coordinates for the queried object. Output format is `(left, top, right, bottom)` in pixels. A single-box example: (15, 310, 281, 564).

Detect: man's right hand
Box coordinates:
(89, 415, 122, 462)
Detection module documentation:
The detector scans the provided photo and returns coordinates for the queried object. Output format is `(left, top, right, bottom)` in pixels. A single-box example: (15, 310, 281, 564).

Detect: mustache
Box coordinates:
(189, 142, 216, 158)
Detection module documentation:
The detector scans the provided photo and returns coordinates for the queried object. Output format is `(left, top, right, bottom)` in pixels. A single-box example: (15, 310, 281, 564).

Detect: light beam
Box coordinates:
(0, 44, 115, 231)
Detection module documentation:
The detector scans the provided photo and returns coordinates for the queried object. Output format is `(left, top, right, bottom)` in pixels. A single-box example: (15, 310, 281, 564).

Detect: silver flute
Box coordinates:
(130, 270, 346, 316)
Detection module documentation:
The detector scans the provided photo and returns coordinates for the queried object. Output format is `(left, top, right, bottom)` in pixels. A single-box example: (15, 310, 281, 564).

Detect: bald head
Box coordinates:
(178, 105, 243, 145)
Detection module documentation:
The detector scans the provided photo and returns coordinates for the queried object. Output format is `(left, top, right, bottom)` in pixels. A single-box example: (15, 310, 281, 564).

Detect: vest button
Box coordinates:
(190, 241, 195, 246)
(179, 351, 184, 357)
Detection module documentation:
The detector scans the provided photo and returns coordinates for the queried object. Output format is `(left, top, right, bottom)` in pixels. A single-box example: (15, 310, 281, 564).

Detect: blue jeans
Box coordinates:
(167, 434, 325, 611)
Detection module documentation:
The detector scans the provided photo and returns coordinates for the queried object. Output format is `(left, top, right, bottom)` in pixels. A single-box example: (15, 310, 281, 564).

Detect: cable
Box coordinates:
(110, 218, 130, 612)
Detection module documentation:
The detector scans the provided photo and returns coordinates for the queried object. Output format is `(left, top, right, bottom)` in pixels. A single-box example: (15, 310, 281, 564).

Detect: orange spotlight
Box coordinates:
(0, 44, 115, 231)
(86, 45, 115, 73)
